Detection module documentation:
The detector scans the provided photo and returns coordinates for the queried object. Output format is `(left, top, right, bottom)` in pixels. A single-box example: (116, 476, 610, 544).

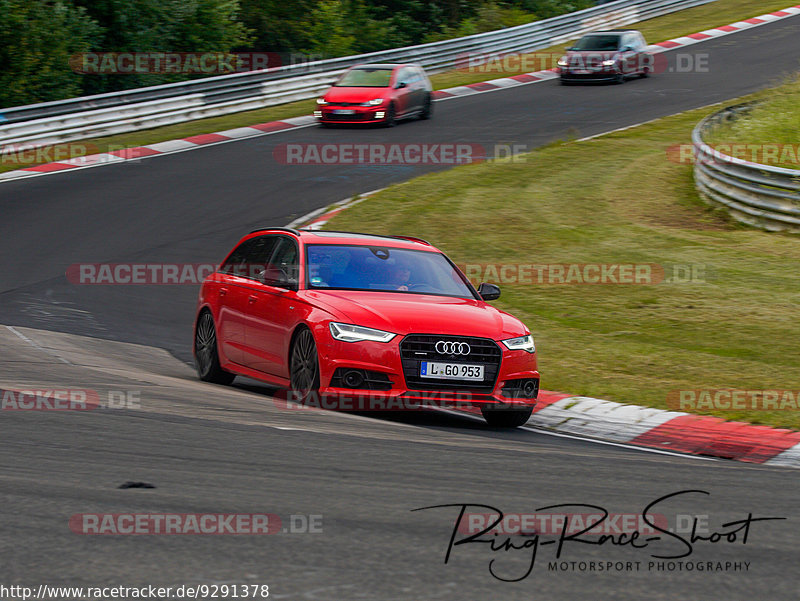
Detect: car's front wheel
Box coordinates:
(419, 94, 432, 120)
(290, 327, 320, 403)
(194, 311, 236, 384)
(481, 406, 533, 428)
(383, 103, 397, 127)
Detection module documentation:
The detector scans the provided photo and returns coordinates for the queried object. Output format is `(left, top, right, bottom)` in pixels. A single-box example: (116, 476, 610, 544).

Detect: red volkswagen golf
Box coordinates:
(314, 63, 433, 126)
(194, 229, 539, 427)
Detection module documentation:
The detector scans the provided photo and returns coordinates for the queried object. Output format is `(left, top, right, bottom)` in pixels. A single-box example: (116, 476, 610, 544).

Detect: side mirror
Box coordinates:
(260, 266, 296, 290)
(477, 282, 501, 301)
(395, 81, 407, 89)
(566, 46, 576, 51)
(621, 45, 634, 52)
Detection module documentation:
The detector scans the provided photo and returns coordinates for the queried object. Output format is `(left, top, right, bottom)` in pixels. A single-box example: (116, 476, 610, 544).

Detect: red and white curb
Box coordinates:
(289, 200, 800, 469)
(286, 189, 386, 230)
(0, 116, 317, 183)
(1, 4, 799, 185)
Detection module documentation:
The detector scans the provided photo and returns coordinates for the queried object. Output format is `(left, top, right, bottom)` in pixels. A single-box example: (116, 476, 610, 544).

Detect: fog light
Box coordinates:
(375, 111, 385, 119)
(314, 110, 322, 118)
(523, 380, 537, 398)
(343, 370, 365, 388)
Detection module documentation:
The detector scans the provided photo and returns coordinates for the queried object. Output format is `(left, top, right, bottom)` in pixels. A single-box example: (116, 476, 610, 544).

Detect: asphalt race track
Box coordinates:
(1, 14, 799, 601)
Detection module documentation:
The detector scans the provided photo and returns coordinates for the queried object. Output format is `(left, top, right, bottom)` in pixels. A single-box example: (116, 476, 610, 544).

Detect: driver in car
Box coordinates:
(389, 261, 411, 291)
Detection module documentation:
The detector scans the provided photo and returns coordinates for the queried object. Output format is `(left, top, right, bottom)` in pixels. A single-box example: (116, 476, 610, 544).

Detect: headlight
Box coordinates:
(316, 98, 328, 105)
(502, 334, 535, 353)
(362, 98, 384, 106)
(602, 59, 616, 67)
(329, 322, 396, 343)
(557, 57, 568, 67)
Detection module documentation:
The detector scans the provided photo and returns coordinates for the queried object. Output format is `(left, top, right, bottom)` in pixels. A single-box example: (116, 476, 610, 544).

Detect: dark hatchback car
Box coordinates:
(558, 29, 653, 84)
(314, 63, 433, 126)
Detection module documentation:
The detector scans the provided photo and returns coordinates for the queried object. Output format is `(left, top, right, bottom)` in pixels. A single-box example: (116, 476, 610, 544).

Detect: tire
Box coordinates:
(383, 103, 397, 127)
(481, 406, 533, 428)
(289, 327, 320, 403)
(194, 311, 235, 385)
(560, 78, 571, 86)
(614, 71, 625, 84)
(419, 94, 432, 120)
(639, 68, 650, 79)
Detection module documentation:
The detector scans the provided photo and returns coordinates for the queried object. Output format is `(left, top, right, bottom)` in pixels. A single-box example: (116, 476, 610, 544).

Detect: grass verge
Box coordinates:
(324, 94, 800, 430)
(1, 0, 795, 175)
(704, 74, 800, 169)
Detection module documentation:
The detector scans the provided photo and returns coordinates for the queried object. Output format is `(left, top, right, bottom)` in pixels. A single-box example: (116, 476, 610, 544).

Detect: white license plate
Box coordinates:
(332, 109, 355, 115)
(573, 69, 591, 74)
(420, 362, 484, 381)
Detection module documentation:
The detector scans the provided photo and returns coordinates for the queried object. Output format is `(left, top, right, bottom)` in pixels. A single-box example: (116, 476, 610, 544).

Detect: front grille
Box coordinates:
(399, 334, 502, 392)
(325, 112, 371, 121)
(328, 102, 363, 107)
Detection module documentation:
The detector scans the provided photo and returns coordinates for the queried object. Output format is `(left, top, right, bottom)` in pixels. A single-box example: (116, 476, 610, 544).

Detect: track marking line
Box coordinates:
(4, 325, 72, 365)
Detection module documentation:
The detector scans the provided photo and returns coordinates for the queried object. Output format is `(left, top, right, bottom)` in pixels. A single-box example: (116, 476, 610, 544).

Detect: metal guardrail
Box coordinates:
(692, 103, 800, 233)
(0, 0, 715, 148)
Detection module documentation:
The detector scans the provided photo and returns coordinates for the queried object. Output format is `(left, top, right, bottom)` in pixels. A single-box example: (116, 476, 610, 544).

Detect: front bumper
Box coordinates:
(309, 330, 539, 411)
(559, 66, 620, 82)
(315, 106, 388, 124)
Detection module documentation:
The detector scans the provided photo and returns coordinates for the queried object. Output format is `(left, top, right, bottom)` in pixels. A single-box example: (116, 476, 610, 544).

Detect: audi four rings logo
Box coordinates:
(435, 341, 471, 355)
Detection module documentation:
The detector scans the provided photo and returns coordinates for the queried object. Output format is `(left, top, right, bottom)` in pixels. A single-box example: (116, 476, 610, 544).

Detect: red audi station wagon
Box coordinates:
(194, 229, 539, 427)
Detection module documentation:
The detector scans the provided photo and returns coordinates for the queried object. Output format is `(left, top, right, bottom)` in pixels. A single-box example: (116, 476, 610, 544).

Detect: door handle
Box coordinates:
(248, 295, 258, 303)
(219, 287, 228, 296)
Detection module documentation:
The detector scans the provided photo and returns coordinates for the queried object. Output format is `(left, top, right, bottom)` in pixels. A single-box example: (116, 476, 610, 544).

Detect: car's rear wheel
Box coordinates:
(639, 67, 650, 78)
(419, 94, 432, 120)
(481, 406, 533, 428)
(290, 327, 320, 403)
(195, 311, 235, 384)
(383, 103, 397, 127)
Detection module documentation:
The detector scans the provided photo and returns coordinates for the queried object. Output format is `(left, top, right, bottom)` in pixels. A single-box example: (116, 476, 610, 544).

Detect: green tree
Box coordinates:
(72, 0, 252, 94)
(0, 0, 100, 109)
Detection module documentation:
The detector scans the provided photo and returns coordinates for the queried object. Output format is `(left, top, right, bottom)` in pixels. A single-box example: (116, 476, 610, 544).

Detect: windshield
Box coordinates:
(335, 67, 393, 87)
(572, 34, 621, 51)
(306, 244, 476, 298)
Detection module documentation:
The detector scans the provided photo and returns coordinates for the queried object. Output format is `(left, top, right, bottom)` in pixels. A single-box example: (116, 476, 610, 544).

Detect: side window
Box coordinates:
(265, 237, 299, 288)
(396, 67, 411, 85)
(220, 235, 277, 279)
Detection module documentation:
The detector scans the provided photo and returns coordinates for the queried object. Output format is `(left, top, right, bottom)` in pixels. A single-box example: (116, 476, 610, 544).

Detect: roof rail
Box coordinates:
(391, 235, 431, 246)
(249, 227, 300, 235)
(299, 230, 432, 246)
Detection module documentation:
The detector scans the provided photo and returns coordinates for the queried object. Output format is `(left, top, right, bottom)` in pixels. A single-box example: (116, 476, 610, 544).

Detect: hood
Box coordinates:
(304, 290, 527, 340)
(324, 86, 390, 104)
